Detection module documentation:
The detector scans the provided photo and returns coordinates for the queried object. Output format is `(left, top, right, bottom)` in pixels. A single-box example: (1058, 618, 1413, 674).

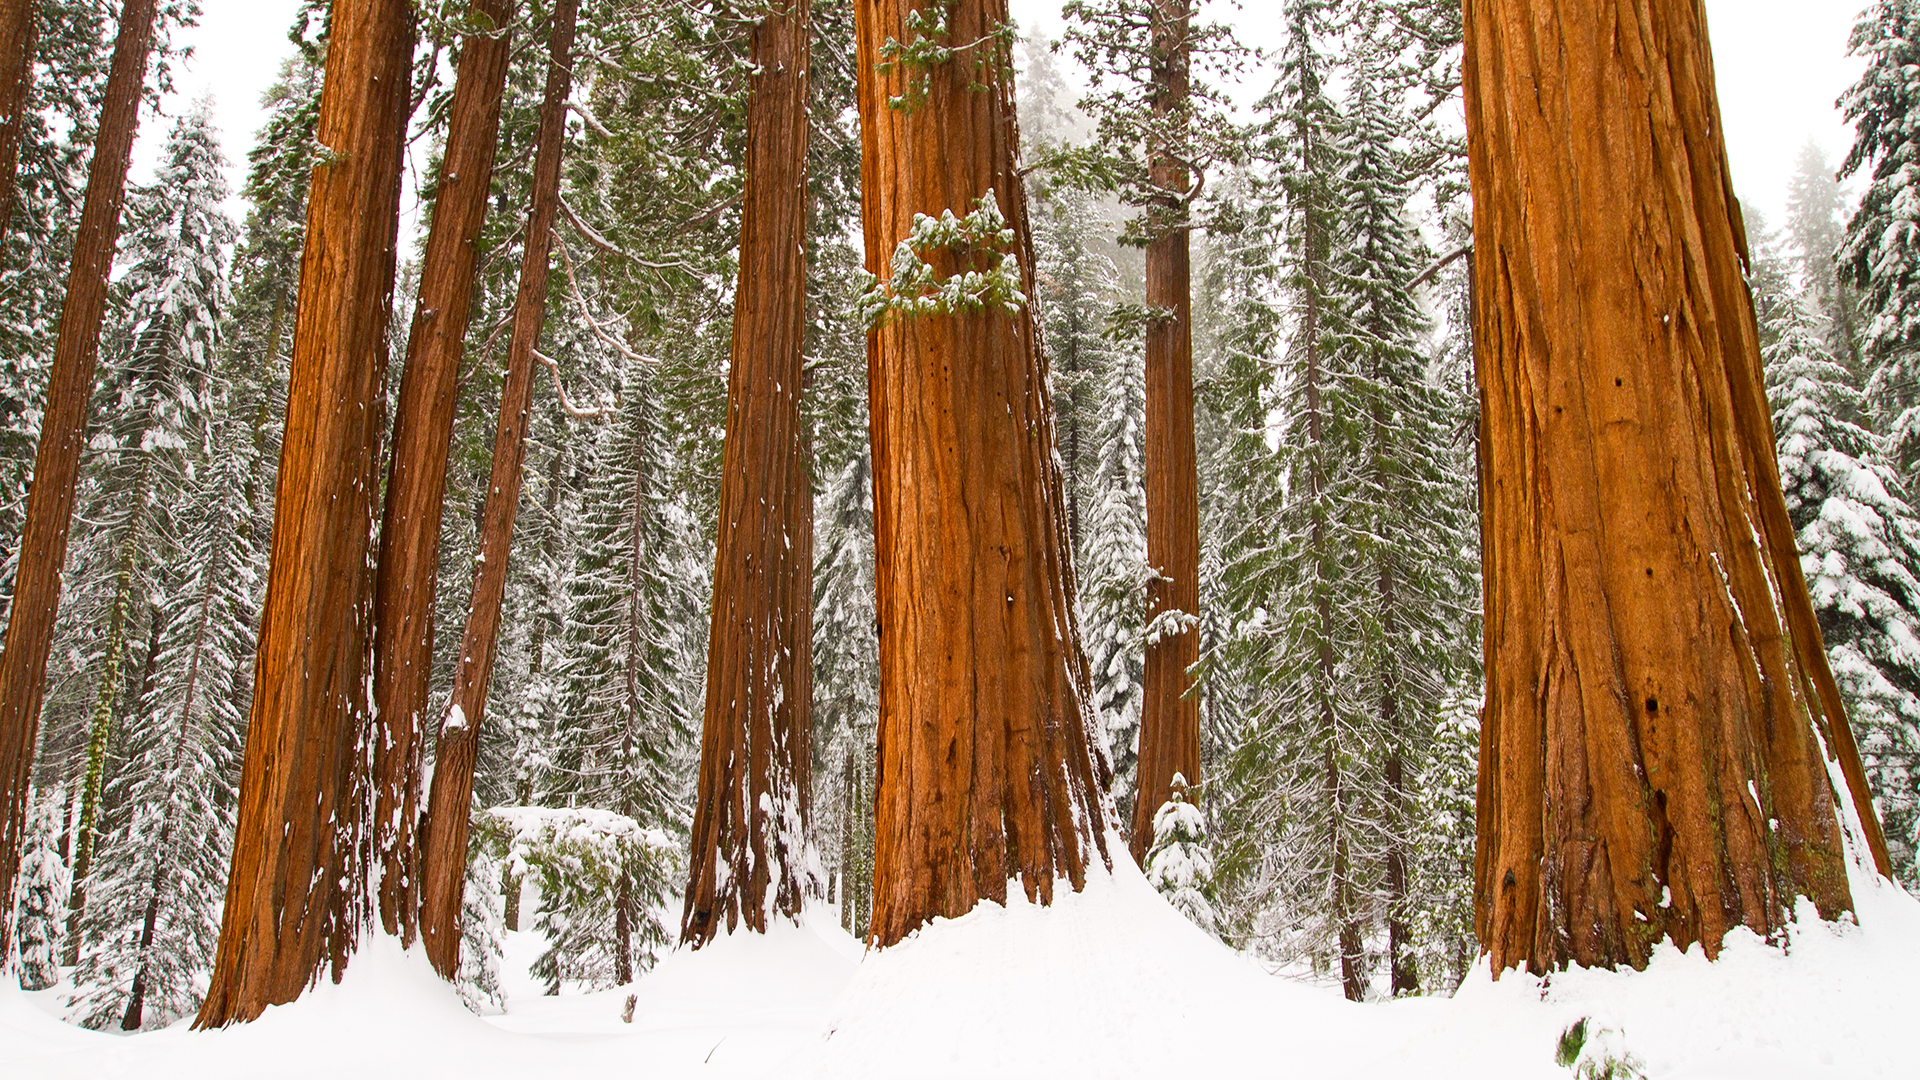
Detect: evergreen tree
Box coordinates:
(1787, 141, 1866, 375)
(810, 452, 877, 937)
(1760, 257, 1920, 886)
(12, 787, 67, 990)
(48, 98, 233, 953)
(538, 359, 696, 989)
(1841, 0, 1920, 469)
(1143, 774, 1216, 933)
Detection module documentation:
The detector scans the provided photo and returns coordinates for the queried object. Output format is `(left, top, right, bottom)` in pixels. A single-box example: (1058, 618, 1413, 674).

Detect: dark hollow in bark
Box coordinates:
(371, 0, 515, 947)
(196, 0, 414, 1026)
(682, 0, 816, 949)
(0, 0, 156, 965)
(417, 0, 579, 980)
(1465, 0, 1888, 978)
(856, 0, 1113, 949)
(1132, 0, 1203, 867)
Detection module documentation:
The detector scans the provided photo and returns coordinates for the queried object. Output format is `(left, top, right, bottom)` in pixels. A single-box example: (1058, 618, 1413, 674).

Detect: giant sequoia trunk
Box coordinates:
(197, 0, 414, 1026)
(857, 0, 1112, 949)
(418, 0, 578, 979)
(370, 0, 515, 946)
(0, 0, 34, 236)
(0, 0, 154, 964)
(1132, 0, 1202, 866)
(682, 0, 815, 949)
(1465, 0, 1892, 977)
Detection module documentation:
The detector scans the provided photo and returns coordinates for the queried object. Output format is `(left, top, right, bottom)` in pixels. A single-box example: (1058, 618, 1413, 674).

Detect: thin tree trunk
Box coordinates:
(857, 0, 1112, 949)
(1132, 0, 1202, 865)
(370, 0, 515, 946)
(683, 0, 814, 948)
(0, 0, 35, 237)
(417, 0, 578, 980)
(0, 0, 156, 965)
(1378, 559, 1416, 997)
(196, 0, 414, 1027)
(1465, 0, 1888, 977)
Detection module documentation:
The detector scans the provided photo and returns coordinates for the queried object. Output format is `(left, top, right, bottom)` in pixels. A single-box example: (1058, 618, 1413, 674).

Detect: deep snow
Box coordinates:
(5, 852, 1915, 1079)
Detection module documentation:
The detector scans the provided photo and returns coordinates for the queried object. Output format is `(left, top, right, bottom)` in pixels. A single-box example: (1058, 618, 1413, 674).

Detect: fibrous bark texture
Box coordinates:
(371, 0, 515, 946)
(0, 0, 154, 965)
(683, 0, 815, 948)
(1465, 0, 1890, 977)
(197, 0, 413, 1026)
(857, 0, 1112, 949)
(1131, 0, 1202, 867)
(418, 0, 578, 980)
(0, 0, 35, 235)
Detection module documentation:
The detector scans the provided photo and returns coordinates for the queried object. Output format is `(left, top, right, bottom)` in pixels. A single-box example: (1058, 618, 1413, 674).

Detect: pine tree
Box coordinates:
(1841, 0, 1920, 471)
(13, 787, 67, 990)
(1326, 45, 1476, 997)
(1787, 141, 1866, 376)
(539, 360, 694, 989)
(810, 453, 877, 937)
(1143, 774, 1216, 933)
(52, 97, 233, 958)
(1759, 255, 1920, 887)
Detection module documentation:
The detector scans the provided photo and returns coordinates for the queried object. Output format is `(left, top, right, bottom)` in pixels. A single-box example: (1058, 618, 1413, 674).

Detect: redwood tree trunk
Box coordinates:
(370, 0, 514, 946)
(1132, 0, 1202, 866)
(0, 0, 35, 235)
(1466, 0, 1888, 977)
(682, 0, 815, 949)
(0, 0, 154, 965)
(197, 0, 414, 1026)
(417, 0, 578, 979)
(857, 0, 1112, 949)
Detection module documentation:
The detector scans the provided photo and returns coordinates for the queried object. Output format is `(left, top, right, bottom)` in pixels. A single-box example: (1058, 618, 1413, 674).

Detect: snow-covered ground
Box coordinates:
(5, 854, 1914, 1079)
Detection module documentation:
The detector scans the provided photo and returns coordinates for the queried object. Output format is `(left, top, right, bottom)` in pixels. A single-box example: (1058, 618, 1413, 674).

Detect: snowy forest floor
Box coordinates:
(4, 855, 1915, 1079)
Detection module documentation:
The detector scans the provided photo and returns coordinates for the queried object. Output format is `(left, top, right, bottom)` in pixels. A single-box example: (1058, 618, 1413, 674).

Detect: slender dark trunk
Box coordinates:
(683, 0, 815, 948)
(371, 0, 515, 946)
(417, 0, 578, 980)
(197, 0, 414, 1027)
(0, 0, 157, 964)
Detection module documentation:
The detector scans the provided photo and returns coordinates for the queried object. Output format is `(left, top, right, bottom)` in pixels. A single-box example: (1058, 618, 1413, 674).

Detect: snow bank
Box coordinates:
(5, 856, 1916, 1079)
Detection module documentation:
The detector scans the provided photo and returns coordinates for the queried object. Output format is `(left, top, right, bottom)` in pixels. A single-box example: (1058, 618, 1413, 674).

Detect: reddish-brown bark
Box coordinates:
(417, 0, 579, 980)
(0, 0, 35, 236)
(196, 0, 414, 1026)
(682, 0, 815, 948)
(857, 0, 1112, 949)
(1131, 0, 1202, 867)
(1466, 0, 1888, 977)
(370, 0, 515, 946)
(0, 0, 155, 965)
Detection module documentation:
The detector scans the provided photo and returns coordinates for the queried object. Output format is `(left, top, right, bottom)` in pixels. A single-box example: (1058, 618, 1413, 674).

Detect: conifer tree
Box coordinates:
(810, 453, 876, 936)
(13, 787, 66, 990)
(56, 97, 233, 957)
(1787, 141, 1865, 375)
(1842, 0, 1920, 470)
(1759, 254, 1920, 887)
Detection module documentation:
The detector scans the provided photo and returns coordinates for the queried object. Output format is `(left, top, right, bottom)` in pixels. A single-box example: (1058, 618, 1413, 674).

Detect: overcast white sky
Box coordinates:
(142, 0, 1868, 229)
